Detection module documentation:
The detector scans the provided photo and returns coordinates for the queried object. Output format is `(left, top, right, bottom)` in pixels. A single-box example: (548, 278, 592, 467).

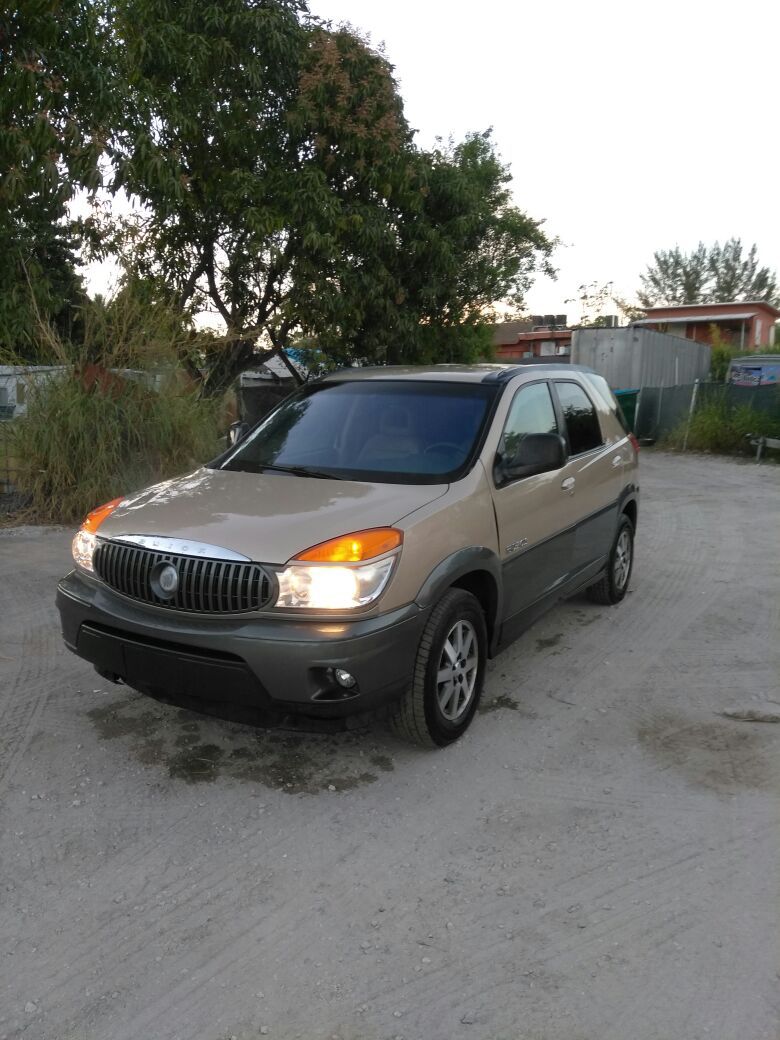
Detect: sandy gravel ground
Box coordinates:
(1, 452, 778, 1040)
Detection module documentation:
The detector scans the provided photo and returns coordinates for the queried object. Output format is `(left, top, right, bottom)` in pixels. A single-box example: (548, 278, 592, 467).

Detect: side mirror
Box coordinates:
(495, 432, 567, 485)
(228, 420, 249, 446)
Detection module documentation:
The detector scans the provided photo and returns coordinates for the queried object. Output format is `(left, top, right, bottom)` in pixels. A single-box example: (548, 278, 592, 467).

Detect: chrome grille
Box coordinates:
(93, 541, 273, 613)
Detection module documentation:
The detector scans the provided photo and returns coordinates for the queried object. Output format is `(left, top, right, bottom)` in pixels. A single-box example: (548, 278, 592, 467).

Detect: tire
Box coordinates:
(389, 588, 487, 748)
(586, 513, 635, 605)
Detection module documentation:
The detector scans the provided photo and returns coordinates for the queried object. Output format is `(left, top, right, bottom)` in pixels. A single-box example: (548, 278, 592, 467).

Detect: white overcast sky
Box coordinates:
(312, 0, 780, 318)
(81, 0, 779, 321)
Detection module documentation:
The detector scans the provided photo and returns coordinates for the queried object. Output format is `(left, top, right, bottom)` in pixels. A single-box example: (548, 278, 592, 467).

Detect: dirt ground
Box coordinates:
(1, 451, 778, 1040)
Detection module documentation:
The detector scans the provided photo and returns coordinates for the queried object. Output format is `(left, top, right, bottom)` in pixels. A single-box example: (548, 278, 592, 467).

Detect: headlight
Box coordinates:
(276, 557, 396, 609)
(72, 528, 98, 572)
(71, 497, 125, 573)
(275, 527, 402, 609)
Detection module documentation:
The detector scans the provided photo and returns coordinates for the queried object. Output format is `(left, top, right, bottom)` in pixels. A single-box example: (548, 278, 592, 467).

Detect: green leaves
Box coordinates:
(1, 0, 120, 207)
(639, 239, 779, 307)
(1, 0, 121, 350)
(2, 1, 555, 381)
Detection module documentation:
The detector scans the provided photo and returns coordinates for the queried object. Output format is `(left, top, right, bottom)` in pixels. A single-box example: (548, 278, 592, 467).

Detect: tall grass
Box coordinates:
(10, 375, 223, 521)
(664, 391, 780, 455)
(5, 283, 226, 522)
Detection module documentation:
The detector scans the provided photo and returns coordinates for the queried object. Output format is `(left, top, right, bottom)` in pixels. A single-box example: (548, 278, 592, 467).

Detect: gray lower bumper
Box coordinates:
(56, 571, 428, 719)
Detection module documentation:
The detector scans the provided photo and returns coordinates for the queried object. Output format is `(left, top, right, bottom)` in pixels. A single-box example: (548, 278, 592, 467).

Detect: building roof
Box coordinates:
(491, 320, 533, 345)
(641, 300, 780, 318)
(633, 312, 758, 326)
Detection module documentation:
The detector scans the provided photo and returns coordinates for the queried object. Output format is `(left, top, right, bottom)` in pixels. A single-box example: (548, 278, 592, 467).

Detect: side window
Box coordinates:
(582, 372, 630, 434)
(554, 381, 603, 455)
(499, 382, 558, 459)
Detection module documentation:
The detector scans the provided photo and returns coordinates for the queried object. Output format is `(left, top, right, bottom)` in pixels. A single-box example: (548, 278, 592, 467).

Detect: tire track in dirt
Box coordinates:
(0, 621, 59, 795)
(0, 531, 70, 796)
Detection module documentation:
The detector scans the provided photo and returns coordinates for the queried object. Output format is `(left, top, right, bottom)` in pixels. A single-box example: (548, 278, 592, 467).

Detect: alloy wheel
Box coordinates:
(613, 528, 632, 590)
(436, 619, 479, 721)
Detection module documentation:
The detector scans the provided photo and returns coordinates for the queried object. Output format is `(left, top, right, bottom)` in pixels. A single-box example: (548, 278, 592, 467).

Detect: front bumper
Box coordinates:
(57, 570, 428, 720)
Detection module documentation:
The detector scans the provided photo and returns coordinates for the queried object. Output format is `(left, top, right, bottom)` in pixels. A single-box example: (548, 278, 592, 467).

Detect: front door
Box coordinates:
(551, 379, 619, 579)
(489, 381, 573, 627)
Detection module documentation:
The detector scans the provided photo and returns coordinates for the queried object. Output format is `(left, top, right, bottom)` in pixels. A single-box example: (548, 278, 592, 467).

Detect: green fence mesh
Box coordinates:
(632, 383, 779, 441)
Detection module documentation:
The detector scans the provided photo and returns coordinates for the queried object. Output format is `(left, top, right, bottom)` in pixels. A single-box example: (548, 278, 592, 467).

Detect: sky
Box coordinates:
(310, 0, 780, 320)
(79, 0, 780, 323)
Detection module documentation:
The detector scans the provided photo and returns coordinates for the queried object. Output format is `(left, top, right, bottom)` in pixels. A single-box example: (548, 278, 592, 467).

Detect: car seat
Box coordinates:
(357, 404, 422, 465)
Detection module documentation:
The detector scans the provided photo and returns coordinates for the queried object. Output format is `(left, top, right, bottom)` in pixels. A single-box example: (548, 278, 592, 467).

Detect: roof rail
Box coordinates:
(481, 366, 526, 384)
(482, 363, 593, 383)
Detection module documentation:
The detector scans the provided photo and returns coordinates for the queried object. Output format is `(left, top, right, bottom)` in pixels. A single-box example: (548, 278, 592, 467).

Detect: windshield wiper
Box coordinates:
(258, 463, 346, 481)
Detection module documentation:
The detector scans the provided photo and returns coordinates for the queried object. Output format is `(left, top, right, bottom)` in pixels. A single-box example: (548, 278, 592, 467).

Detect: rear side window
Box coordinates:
(582, 372, 630, 434)
(554, 381, 603, 455)
(499, 382, 558, 458)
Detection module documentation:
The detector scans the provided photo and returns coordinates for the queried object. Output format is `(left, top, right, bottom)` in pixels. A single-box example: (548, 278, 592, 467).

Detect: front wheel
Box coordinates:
(389, 588, 487, 748)
(587, 514, 634, 605)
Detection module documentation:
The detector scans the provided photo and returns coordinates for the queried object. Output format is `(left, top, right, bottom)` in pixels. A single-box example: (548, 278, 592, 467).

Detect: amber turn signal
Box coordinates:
(293, 528, 403, 563)
(81, 497, 124, 533)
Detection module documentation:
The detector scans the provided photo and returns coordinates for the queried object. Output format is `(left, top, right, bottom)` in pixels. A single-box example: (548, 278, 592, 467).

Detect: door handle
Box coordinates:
(612, 455, 623, 468)
(561, 477, 575, 494)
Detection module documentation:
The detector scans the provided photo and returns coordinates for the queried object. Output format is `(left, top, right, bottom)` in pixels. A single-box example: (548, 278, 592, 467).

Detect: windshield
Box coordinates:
(218, 380, 498, 484)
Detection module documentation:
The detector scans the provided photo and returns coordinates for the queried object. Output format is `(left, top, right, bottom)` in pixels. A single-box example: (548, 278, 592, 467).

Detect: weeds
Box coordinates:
(4, 282, 226, 522)
(8, 370, 223, 522)
(664, 391, 780, 455)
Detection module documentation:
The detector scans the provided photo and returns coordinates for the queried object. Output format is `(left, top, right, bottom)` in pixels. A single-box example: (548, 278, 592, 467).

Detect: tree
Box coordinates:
(638, 239, 778, 307)
(0, 204, 89, 359)
(707, 239, 778, 303)
(378, 132, 554, 364)
(0, 0, 119, 352)
(286, 128, 554, 367)
(109, 5, 554, 393)
(109, 0, 316, 393)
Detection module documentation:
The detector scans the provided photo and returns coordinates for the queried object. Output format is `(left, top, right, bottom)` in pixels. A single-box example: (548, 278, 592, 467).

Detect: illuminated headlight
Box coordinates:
(71, 497, 124, 574)
(275, 557, 396, 610)
(72, 529, 98, 573)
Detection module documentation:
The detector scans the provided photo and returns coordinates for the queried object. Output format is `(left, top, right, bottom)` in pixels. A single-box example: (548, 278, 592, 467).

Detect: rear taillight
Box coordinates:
(629, 433, 640, 453)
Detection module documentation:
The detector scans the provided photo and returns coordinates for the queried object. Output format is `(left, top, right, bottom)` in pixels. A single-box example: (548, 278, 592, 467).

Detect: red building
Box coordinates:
(633, 301, 779, 351)
(492, 317, 572, 361)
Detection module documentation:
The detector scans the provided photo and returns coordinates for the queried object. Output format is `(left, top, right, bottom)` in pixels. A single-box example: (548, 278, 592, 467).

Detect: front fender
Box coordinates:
(414, 547, 503, 654)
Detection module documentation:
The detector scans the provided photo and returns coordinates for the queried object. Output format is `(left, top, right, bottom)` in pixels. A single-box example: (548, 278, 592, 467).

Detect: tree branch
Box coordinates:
(204, 244, 233, 329)
(269, 319, 304, 385)
(177, 254, 207, 310)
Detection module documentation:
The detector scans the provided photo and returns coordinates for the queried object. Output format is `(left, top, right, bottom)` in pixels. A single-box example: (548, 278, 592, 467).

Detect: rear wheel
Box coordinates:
(389, 588, 487, 747)
(587, 514, 634, 605)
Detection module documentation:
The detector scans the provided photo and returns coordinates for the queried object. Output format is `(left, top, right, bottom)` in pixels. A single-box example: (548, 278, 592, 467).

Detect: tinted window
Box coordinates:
(582, 372, 630, 434)
(499, 382, 558, 459)
(219, 380, 498, 484)
(555, 381, 603, 455)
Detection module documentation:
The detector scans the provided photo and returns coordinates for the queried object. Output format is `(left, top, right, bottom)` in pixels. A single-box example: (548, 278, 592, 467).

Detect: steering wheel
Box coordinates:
(424, 442, 461, 455)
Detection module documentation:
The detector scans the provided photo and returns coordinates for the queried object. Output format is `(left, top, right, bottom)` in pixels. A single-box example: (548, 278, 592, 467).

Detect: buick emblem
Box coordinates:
(153, 562, 179, 598)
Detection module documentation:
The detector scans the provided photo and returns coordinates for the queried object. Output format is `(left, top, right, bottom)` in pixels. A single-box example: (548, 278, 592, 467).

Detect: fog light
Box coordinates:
(334, 668, 357, 689)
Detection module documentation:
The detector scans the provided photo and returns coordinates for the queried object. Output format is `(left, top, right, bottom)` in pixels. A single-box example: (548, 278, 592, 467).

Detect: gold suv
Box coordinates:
(57, 364, 639, 747)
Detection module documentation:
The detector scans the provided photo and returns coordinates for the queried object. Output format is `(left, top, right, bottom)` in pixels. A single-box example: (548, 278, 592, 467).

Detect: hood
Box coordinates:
(97, 467, 448, 564)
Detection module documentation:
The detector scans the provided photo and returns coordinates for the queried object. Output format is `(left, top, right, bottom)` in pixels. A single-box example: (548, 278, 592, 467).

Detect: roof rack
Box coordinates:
(481, 363, 593, 384)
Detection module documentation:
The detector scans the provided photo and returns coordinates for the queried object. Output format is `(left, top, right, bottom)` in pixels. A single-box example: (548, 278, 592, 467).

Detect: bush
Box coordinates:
(4, 282, 226, 522)
(8, 371, 224, 522)
(664, 392, 780, 455)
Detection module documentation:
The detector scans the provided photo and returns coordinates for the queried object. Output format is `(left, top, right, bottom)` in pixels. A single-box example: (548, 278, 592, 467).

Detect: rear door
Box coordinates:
(551, 378, 620, 579)
(489, 380, 573, 626)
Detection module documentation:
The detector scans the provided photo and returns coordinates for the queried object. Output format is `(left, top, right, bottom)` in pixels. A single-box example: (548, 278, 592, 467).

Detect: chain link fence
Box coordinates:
(0, 420, 27, 514)
(632, 383, 780, 443)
